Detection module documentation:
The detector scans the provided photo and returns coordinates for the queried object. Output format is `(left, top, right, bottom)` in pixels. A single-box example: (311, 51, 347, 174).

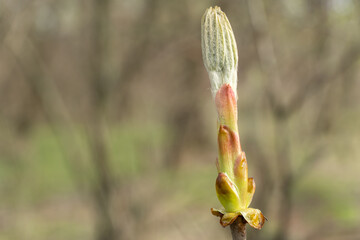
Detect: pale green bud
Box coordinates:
(201, 6, 238, 98)
(216, 172, 241, 212)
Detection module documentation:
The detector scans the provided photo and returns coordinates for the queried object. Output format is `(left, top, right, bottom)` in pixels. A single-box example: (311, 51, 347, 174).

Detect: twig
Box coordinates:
(230, 216, 247, 240)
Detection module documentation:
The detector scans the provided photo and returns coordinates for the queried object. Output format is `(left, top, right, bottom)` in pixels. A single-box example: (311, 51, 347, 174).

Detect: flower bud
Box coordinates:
(201, 6, 238, 98)
(203, 6, 265, 230)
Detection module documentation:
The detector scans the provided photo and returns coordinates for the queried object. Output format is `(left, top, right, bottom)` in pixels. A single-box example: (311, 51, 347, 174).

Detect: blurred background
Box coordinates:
(0, 0, 360, 239)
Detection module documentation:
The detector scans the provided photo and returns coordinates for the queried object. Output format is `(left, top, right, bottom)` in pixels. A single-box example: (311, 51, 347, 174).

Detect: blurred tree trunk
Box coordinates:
(273, 2, 329, 239)
(88, 0, 116, 239)
(165, 49, 206, 168)
(115, 0, 159, 118)
(242, 0, 330, 239)
(163, 0, 211, 169)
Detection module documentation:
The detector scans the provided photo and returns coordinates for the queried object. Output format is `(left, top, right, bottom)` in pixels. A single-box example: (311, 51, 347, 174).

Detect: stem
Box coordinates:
(230, 216, 247, 240)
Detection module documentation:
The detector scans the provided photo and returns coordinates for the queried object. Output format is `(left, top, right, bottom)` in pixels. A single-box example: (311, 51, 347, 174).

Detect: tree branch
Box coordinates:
(230, 216, 247, 240)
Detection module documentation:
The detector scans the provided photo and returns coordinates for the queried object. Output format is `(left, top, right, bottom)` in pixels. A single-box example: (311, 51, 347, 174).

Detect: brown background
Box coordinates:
(0, 0, 359, 239)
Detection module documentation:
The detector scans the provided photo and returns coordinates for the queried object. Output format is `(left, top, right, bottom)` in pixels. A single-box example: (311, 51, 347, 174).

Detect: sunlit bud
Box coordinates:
(216, 173, 241, 212)
(201, 6, 238, 98)
(203, 6, 265, 230)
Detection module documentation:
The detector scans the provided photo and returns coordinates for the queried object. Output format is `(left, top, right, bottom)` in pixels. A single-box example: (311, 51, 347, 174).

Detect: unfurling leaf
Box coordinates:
(233, 153, 248, 208)
(218, 125, 240, 175)
(216, 173, 241, 212)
